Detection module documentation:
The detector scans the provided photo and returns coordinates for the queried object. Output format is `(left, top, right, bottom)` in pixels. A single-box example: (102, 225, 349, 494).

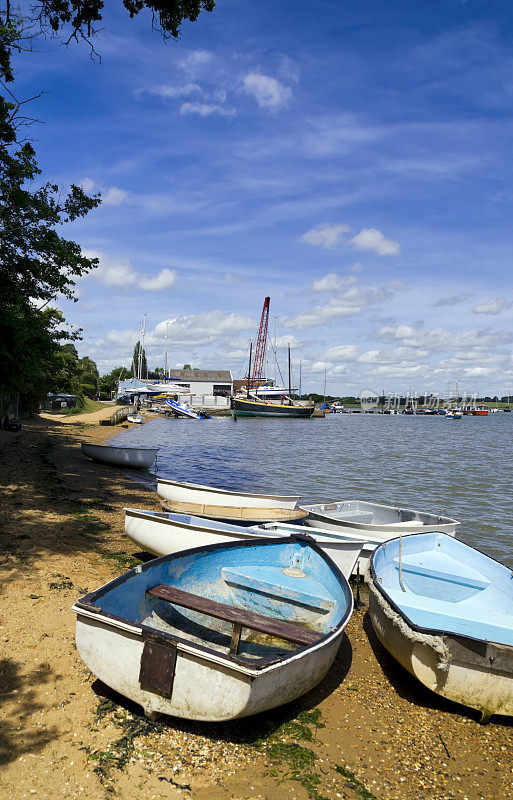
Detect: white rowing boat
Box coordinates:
(124, 509, 364, 579)
(73, 535, 354, 721)
(81, 442, 158, 469)
(157, 477, 301, 510)
(302, 499, 460, 537)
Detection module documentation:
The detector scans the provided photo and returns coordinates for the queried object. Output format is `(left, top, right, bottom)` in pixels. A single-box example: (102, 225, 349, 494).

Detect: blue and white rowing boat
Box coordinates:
(73, 535, 353, 721)
(368, 532, 513, 721)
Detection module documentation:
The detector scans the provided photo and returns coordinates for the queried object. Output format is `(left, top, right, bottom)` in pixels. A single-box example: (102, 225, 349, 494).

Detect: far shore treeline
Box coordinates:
(0, 1, 215, 416)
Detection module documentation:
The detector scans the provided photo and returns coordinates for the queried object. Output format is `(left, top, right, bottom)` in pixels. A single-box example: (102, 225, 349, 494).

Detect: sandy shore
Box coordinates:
(1, 415, 512, 800)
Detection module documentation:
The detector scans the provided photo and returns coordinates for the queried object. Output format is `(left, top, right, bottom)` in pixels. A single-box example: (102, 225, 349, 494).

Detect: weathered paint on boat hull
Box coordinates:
(75, 607, 344, 722)
(368, 580, 513, 721)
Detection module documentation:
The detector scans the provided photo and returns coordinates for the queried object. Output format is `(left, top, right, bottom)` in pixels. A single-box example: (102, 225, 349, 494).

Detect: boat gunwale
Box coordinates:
(369, 532, 513, 650)
(157, 477, 301, 502)
(81, 443, 160, 454)
(125, 507, 283, 538)
(74, 534, 353, 676)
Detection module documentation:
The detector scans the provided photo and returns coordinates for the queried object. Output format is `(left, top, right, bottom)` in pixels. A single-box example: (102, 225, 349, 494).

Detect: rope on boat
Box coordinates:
(398, 534, 407, 592)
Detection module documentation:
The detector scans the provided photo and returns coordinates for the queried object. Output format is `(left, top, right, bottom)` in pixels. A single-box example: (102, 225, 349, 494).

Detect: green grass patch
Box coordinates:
(63, 399, 113, 416)
(100, 551, 142, 570)
(255, 708, 330, 800)
(334, 765, 377, 799)
(49, 573, 73, 590)
(89, 699, 163, 784)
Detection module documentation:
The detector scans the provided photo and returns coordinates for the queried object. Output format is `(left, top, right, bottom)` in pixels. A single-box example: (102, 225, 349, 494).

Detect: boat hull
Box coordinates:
(157, 477, 301, 510)
(81, 443, 158, 469)
(368, 580, 513, 720)
(75, 613, 342, 721)
(74, 536, 353, 721)
(231, 397, 314, 418)
(125, 509, 363, 579)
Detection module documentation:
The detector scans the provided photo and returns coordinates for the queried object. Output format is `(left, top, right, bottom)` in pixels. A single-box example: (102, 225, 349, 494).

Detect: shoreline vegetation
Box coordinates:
(1, 414, 512, 799)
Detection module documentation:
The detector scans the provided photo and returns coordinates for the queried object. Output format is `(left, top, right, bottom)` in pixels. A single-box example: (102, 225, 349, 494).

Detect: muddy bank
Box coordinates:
(0, 417, 512, 800)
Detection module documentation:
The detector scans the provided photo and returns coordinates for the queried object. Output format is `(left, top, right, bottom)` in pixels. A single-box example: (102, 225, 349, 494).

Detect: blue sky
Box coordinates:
(15, 0, 513, 395)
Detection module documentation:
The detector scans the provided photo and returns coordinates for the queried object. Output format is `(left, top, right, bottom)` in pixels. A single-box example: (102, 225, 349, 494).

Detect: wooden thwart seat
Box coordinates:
(147, 584, 323, 655)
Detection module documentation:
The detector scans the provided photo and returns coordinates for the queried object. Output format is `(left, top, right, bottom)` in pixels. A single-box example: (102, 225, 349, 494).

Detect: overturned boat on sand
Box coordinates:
(81, 442, 158, 469)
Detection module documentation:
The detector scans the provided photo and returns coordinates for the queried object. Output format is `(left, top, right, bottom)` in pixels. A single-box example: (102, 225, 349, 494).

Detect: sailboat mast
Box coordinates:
(288, 343, 291, 400)
(273, 316, 277, 384)
(164, 321, 169, 378)
(247, 340, 253, 398)
(140, 313, 147, 379)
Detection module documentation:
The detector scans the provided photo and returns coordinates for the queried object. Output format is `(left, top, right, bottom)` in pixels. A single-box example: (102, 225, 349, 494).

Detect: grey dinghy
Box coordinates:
(368, 533, 513, 721)
(124, 508, 364, 579)
(302, 499, 460, 538)
(81, 442, 158, 469)
(73, 535, 353, 722)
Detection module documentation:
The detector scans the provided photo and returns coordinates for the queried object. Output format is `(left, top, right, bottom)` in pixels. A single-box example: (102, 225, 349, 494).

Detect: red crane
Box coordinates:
(251, 296, 270, 386)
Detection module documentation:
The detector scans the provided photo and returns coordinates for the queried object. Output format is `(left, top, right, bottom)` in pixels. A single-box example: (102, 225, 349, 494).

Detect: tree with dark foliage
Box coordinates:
(0, 1, 215, 413)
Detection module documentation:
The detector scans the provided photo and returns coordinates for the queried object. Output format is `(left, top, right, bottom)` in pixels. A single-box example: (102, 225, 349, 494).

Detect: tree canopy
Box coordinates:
(0, 0, 216, 413)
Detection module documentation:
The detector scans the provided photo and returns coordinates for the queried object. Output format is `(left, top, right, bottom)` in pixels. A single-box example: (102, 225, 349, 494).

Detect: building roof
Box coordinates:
(167, 369, 232, 382)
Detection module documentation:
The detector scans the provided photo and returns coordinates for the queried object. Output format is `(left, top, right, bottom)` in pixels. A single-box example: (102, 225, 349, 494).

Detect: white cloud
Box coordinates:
(464, 366, 495, 377)
(86, 251, 177, 292)
(86, 251, 137, 288)
(103, 187, 128, 206)
(350, 228, 401, 256)
(322, 345, 360, 362)
(283, 281, 398, 329)
(311, 361, 333, 373)
(80, 179, 127, 206)
(180, 102, 235, 117)
(312, 273, 343, 292)
(243, 73, 292, 110)
(148, 83, 203, 99)
(138, 268, 177, 292)
(375, 323, 513, 352)
(301, 224, 351, 250)
(180, 50, 213, 73)
(81, 178, 96, 193)
(153, 311, 254, 347)
(472, 298, 511, 315)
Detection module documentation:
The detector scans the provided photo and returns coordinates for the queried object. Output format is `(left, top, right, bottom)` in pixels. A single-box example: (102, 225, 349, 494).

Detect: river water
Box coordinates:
(110, 412, 513, 567)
